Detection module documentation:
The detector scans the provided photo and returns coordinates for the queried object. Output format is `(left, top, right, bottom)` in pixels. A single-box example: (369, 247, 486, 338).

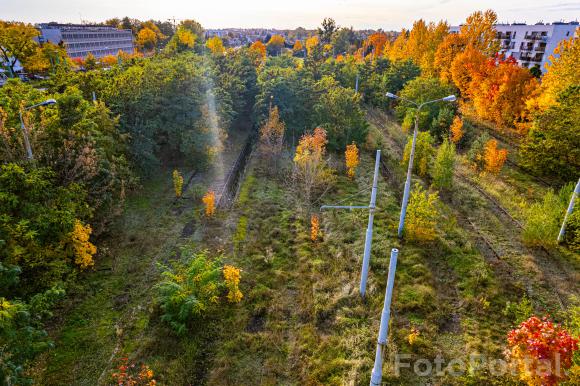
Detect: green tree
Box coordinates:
(317, 18, 338, 44)
(313, 76, 368, 150)
(0, 21, 40, 77)
(432, 138, 455, 190)
(467, 132, 491, 171)
(402, 131, 434, 177)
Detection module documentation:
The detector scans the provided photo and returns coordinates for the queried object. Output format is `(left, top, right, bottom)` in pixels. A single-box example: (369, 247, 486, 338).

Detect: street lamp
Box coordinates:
(386, 92, 456, 238)
(19, 99, 57, 160)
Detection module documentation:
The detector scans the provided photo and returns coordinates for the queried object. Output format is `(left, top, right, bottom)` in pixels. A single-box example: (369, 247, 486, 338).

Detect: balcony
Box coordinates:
(520, 45, 534, 51)
(496, 33, 512, 40)
(524, 34, 547, 41)
(536, 45, 546, 52)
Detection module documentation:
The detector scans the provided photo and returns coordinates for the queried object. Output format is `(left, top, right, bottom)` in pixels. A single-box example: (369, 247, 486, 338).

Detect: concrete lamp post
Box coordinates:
(19, 99, 57, 160)
(385, 92, 456, 238)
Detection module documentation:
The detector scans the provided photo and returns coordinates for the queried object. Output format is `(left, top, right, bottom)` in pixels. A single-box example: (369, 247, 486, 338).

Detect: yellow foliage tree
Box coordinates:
(459, 9, 499, 55)
(305, 35, 319, 56)
(249, 40, 266, 59)
(202, 190, 216, 216)
(136, 27, 157, 52)
(0, 21, 40, 76)
(310, 214, 319, 241)
(101, 54, 118, 67)
(405, 183, 439, 242)
(345, 143, 359, 178)
(484, 139, 508, 174)
(70, 220, 97, 269)
(434, 33, 467, 82)
(450, 116, 464, 144)
(267, 34, 285, 50)
(526, 33, 580, 112)
(172, 169, 183, 198)
(206, 36, 225, 55)
(223, 265, 243, 303)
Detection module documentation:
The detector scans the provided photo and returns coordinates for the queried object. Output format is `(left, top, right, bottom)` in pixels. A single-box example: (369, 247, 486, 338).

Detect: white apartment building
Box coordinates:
(450, 22, 578, 73)
(36, 23, 134, 59)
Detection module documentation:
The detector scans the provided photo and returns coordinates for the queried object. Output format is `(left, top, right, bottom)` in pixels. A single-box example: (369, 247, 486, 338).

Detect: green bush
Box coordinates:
(156, 246, 224, 335)
(522, 183, 573, 247)
(467, 132, 491, 171)
(402, 132, 434, 177)
(397, 284, 436, 312)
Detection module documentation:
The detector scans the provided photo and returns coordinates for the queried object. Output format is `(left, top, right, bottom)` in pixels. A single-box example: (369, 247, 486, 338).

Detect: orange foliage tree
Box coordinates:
(100, 54, 118, 67)
(293, 127, 333, 205)
(310, 214, 319, 241)
(450, 116, 464, 144)
(249, 40, 266, 59)
(483, 139, 508, 174)
(366, 32, 388, 58)
(202, 190, 216, 216)
(344, 143, 359, 178)
(293, 40, 304, 53)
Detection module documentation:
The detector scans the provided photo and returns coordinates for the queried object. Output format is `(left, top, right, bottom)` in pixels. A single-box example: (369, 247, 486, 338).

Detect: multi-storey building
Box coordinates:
(36, 23, 134, 59)
(450, 22, 578, 73)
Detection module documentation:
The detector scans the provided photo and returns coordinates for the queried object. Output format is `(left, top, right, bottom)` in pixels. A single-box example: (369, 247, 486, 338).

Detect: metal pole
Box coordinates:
(360, 150, 381, 297)
(397, 107, 421, 238)
(355, 74, 359, 93)
(558, 178, 580, 243)
(19, 111, 33, 160)
(370, 248, 399, 386)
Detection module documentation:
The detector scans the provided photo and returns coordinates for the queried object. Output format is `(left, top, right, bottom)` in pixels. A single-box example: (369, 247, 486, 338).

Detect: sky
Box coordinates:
(2, 0, 579, 29)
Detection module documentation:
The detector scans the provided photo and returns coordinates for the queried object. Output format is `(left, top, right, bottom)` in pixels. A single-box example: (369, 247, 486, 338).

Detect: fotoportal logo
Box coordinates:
(393, 352, 565, 378)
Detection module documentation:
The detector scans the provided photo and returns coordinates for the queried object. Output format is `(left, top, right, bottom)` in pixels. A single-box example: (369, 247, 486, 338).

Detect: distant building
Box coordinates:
(36, 23, 134, 59)
(450, 22, 578, 73)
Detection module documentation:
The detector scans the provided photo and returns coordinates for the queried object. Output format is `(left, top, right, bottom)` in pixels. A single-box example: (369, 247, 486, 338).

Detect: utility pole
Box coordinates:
(558, 178, 580, 243)
(355, 73, 359, 93)
(370, 248, 399, 386)
(321, 150, 381, 297)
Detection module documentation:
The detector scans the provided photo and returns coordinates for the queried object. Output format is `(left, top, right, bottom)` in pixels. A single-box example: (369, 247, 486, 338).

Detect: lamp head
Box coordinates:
(41, 99, 57, 106)
(442, 95, 457, 102)
(385, 92, 397, 99)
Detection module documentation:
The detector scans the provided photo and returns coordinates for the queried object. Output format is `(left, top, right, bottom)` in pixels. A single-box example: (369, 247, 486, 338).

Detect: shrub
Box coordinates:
(483, 139, 508, 174)
(405, 183, 439, 242)
(506, 316, 578, 386)
(202, 190, 216, 217)
(467, 132, 491, 172)
(172, 169, 184, 198)
(156, 247, 223, 334)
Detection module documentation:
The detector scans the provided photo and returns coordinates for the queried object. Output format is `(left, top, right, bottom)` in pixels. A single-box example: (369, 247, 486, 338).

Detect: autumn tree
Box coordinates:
(136, 27, 158, 52)
(223, 265, 243, 303)
(0, 21, 40, 76)
(483, 139, 508, 174)
(432, 138, 455, 190)
(386, 29, 409, 61)
(267, 34, 285, 56)
(164, 26, 196, 53)
(202, 190, 216, 216)
(293, 127, 334, 205)
(292, 40, 304, 55)
(310, 214, 319, 241)
(405, 183, 439, 242)
(458, 9, 499, 55)
(345, 143, 359, 179)
(434, 33, 467, 82)
(450, 45, 488, 98)
(23, 42, 70, 75)
(179, 19, 204, 45)
(258, 105, 285, 170)
(526, 34, 579, 112)
(206, 36, 225, 55)
(249, 40, 266, 59)
(449, 116, 464, 144)
(367, 32, 388, 58)
(69, 220, 97, 269)
(305, 35, 320, 56)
